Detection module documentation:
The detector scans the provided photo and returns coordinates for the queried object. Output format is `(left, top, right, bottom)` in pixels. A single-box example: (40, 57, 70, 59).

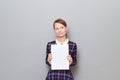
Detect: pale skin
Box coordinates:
(47, 23, 73, 65)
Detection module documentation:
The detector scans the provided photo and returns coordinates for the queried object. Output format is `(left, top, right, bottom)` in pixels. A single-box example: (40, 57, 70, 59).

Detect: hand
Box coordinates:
(67, 54, 73, 65)
(47, 53, 52, 64)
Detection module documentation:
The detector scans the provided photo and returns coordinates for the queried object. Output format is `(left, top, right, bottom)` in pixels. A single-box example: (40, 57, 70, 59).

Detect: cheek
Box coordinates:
(63, 29, 67, 33)
(55, 30, 59, 34)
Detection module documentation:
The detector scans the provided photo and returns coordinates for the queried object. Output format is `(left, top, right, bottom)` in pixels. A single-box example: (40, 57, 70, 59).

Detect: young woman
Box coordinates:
(45, 18, 77, 80)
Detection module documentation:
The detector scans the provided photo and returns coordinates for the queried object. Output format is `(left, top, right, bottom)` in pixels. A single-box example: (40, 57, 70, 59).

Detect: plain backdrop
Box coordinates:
(0, 0, 120, 80)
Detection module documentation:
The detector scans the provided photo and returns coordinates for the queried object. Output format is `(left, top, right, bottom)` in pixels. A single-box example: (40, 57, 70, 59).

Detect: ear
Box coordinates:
(66, 27, 68, 31)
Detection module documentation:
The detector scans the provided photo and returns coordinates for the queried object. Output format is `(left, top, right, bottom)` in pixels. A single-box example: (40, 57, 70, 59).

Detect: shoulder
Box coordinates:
(47, 40, 56, 46)
(68, 40, 77, 46)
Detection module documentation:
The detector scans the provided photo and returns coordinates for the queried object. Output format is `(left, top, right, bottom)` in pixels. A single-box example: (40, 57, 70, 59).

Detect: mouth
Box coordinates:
(58, 33, 63, 35)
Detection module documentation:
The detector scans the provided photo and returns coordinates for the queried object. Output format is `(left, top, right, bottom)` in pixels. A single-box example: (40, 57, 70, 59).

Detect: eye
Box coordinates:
(55, 28, 58, 30)
(61, 26, 64, 29)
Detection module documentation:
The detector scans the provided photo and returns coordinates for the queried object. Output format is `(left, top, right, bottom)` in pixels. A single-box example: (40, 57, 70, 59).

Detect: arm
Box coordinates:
(70, 43, 77, 66)
(45, 42, 51, 66)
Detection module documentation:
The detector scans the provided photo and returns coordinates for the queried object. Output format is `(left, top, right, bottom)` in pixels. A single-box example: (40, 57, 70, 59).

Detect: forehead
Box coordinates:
(54, 23, 65, 28)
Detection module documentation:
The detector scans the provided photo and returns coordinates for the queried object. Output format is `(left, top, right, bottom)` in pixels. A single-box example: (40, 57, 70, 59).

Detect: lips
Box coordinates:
(58, 33, 63, 35)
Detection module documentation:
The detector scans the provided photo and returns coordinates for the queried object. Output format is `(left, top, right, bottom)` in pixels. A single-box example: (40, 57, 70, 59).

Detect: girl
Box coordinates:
(46, 18, 77, 80)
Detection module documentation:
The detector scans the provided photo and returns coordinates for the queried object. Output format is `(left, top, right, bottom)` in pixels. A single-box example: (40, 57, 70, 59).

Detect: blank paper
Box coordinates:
(51, 44, 69, 70)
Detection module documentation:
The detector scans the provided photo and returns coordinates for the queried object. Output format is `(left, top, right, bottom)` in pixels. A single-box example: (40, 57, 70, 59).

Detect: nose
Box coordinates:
(58, 28, 62, 32)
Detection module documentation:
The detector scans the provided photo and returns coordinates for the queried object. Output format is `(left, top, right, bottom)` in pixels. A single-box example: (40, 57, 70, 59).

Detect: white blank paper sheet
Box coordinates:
(51, 44, 69, 70)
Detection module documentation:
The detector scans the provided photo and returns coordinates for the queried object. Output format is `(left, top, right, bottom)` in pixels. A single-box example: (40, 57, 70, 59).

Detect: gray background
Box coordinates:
(0, 0, 120, 80)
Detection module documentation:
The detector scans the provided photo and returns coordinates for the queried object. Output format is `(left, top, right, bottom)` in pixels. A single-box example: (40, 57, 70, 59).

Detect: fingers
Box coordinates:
(67, 55, 73, 65)
(47, 53, 52, 64)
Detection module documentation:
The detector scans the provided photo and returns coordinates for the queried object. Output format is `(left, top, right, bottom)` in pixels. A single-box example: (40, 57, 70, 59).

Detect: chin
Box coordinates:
(57, 35, 65, 38)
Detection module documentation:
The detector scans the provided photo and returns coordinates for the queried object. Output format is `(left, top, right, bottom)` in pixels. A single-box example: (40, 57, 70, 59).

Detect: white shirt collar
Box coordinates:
(56, 39, 68, 45)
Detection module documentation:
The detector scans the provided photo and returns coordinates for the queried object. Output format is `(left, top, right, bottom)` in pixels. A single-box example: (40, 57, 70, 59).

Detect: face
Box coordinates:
(54, 23, 67, 38)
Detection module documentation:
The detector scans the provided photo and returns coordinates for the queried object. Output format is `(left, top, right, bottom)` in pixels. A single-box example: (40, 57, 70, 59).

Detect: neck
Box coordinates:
(57, 36, 67, 43)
